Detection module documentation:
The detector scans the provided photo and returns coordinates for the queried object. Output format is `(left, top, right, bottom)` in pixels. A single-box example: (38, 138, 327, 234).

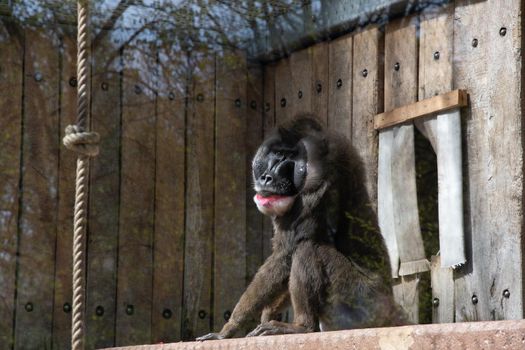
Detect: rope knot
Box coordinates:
(63, 125, 100, 157)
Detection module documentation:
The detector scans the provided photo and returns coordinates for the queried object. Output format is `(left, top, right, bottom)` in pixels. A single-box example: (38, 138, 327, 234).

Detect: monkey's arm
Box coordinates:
(196, 252, 290, 341)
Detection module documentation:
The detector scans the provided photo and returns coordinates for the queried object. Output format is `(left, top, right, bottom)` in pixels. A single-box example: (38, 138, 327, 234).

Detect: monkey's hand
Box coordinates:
(246, 320, 308, 337)
(196, 332, 224, 341)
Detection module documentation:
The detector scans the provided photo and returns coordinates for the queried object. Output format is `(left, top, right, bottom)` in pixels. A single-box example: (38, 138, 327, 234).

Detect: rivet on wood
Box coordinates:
(69, 77, 77, 87)
(134, 85, 142, 94)
(316, 82, 322, 93)
(101, 82, 109, 91)
(432, 298, 440, 307)
(25, 302, 34, 312)
(224, 310, 231, 321)
(472, 38, 478, 47)
(471, 295, 478, 305)
(499, 27, 507, 36)
(198, 310, 207, 319)
(298, 90, 303, 99)
(503, 289, 510, 298)
(394, 62, 400, 71)
(162, 308, 172, 319)
(235, 98, 241, 107)
(63, 302, 72, 313)
(433, 51, 440, 60)
(280, 98, 287, 107)
(95, 305, 104, 316)
(168, 92, 175, 100)
(250, 100, 257, 110)
(336, 79, 343, 88)
(196, 93, 204, 102)
(362, 69, 368, 78)
(265, 102, 271, 112)
(126, 304, 134, 315)
(34, 72, 43, 82)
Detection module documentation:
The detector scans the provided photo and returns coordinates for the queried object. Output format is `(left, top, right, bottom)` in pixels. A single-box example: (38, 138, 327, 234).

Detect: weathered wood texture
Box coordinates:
(0, 18, 23, 348)
(116, 45, 157, 346)
(14, 28, 60, 350)
(86, 30, 122, 349)
(52, 32, 77, 350)
(453, 0, 523, 321)
(182, 52, 215, 340)
(214, 51, 247, 331)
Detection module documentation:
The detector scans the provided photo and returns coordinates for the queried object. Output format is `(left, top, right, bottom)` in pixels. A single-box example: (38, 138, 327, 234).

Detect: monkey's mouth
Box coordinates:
(254, 193, 291, 207)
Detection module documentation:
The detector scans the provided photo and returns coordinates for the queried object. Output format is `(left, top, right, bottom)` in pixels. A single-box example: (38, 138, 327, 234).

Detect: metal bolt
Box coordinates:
(472, 38, 478, 47)
(34, 72, 43, 82)
(316, 82, 322, 93)
(432, 298, 440, 307)
(297, 90, 303, 99)
(95, 305, 104, 316)
(235, 98, 241, 107)
(101, 82, 109, 91)
(134, 85, 142, 94)
(336, 79, 343, 88)
(264, 102, 271, 112)
(471, 295, 478, 305)
(499, 27, 507, 36)
(196, 93, 204, 102)
(223, 310, 231, 321)
(63, 302, 72, 313)
(162, 308, 172, 319)
(362, 69, 368, 78)
(25, 302, 34, 312)
(168, 92, 175, 100)
(198, 310, 207, 319)
(434, 51, 440, 60)
(69, 77, 77, 87)
(394, 62, 400, 71)
(280, 98, 286, 107)
(503, 289, 510, 298)
(250, 100, 257, 110)
(126, 304, 134, 315)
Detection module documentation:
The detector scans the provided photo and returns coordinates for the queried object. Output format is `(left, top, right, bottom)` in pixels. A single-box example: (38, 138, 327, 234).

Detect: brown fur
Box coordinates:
(197, 115, 404, 341)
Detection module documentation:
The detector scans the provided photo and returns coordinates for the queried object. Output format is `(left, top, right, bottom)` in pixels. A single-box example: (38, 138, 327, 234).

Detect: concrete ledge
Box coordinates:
(104, 320, 525, 350)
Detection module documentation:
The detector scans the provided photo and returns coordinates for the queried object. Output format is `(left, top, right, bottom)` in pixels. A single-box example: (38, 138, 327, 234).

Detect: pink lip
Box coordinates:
(254, 194, 288, 207)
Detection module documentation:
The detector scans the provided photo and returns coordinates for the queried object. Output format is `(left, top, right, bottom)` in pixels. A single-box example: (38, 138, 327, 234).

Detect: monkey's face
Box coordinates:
(252, 128, 326, 217)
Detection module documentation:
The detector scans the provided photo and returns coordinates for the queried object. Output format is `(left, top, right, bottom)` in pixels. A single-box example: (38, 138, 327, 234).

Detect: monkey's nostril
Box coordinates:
(260, 174, 273, 186)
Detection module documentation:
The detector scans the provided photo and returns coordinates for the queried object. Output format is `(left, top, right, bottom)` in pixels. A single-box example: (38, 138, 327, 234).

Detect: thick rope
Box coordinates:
(63, 1, 98, 349)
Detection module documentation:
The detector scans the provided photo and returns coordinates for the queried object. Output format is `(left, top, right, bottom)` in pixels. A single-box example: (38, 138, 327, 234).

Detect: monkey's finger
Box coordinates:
(246, 324, 269, 337)
(196, 333, 223, 341)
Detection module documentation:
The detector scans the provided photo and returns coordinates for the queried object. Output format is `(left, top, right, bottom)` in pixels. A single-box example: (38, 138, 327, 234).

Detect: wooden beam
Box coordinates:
(374, 89, 467, 130)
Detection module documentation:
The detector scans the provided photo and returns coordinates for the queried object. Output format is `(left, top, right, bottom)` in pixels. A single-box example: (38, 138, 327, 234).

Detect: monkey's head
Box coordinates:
(252, 116, 329, 217)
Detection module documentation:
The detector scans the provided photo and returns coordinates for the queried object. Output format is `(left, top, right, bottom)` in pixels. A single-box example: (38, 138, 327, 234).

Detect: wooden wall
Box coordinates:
(0, 0, 524, 349)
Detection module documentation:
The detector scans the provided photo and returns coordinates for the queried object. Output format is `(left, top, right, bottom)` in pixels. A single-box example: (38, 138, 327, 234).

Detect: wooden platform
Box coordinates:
(103, 320, 525, 350)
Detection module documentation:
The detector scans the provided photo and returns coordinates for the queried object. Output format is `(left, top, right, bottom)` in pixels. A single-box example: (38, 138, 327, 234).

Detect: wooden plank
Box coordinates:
(262, 64, 276, 260)
(352, 27, 383, 210)
(245, 65, 264, 283)
(86, 31, 121, 349)
(151, 45, 186, 343)
(328, 34, 352, 137)
(381, 17, 424, 323)
(182, 52, 215, 340)
(115, 47, 156, 345)
(0, 19, 23, 348)
(274, 57, 293, 124)
(431, 256, 454, 323)
(311, 42, 329, 125)
(214, 51, 247, 332)
(14, 28, 60, 349)
(374, 89, 467, 130)
(289, 48, 312, 118)
(453, 0, 523, 321)
(52, 31, 76, 350)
